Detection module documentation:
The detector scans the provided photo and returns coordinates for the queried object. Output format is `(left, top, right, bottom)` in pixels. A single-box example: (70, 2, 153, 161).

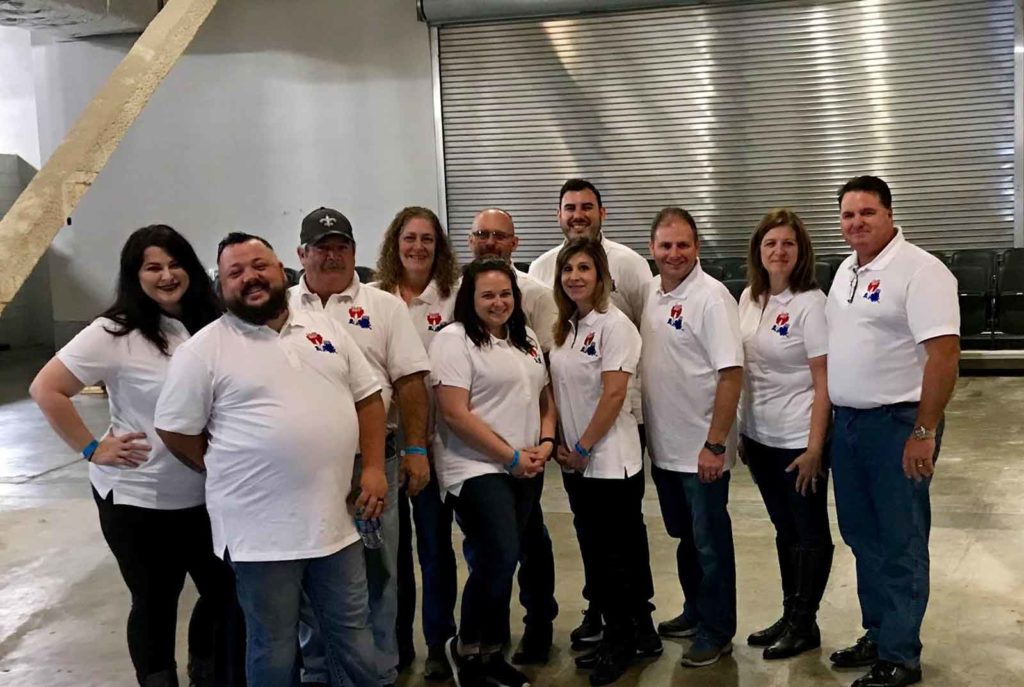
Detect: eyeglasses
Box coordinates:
(471, 230, 513, 242)
(846, 269, 860, 304)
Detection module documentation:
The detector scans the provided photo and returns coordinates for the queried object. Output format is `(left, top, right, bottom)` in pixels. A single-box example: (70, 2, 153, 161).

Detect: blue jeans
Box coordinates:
(832, 404, 940, 669)
(410, 465, 458, 649)
(231, 543, 376, 687)
(651, 466, 737, 647)
(299, 440, 400, 684)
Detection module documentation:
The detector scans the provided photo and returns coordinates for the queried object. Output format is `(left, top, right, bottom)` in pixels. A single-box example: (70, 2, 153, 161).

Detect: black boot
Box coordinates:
(764, 545, 834, 660)
(142, 668, 180, 687)
(187, 653, 214, 687)
(747, 538, 797, 647)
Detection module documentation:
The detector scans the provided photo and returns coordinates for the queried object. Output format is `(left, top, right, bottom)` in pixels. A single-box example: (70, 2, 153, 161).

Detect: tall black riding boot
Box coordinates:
(747, 537, 797, 647)
(764, 545, 834, 660)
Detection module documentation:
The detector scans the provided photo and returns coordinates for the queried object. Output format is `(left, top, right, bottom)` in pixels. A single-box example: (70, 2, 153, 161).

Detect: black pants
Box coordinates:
(449, 473, 541, 650)
(395, 485, 417, 660)
(742, 436, 833, 550)
(570, 469, 654, 645)
(94, 488, 244, 685)
(515, 468, 558, 630)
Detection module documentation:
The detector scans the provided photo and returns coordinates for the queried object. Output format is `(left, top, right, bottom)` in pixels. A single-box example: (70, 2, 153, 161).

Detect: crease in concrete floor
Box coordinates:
(1, 349, 1022, 686)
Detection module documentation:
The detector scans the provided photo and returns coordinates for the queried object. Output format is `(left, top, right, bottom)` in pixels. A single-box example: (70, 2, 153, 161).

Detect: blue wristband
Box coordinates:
(574, 441, 591, 459)
(506, 449, 520, 472)
(402, 446, 428, 456)
(82, 439, 99, 462)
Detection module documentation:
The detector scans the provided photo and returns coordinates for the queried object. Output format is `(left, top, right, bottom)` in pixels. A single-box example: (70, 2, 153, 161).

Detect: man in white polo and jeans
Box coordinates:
(640, 207, 743, 668)
(290, 207, 432, 687)
(155, 232, 388, 687)
(825, 176, 960, 687)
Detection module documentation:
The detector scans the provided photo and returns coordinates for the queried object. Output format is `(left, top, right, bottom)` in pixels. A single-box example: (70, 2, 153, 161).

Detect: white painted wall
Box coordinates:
(31, 0, 440, 345)
(0, 26, 40, 168)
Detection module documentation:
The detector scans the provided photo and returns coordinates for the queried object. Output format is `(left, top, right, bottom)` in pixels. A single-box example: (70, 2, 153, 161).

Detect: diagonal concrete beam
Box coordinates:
(0, 0, 219, 317)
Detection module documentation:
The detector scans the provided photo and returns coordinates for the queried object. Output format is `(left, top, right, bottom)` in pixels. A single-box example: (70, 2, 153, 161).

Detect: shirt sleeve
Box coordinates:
(56, 319, 121, 386)
(429, 328, 473, 391)
(385, 300, 431, 380)
(600, 314, 642, 375)
(523, 283, 559, 353)
(699, 292, 745, 371)
(621, 255, 655, 326)
(907, 261, 961, 343)
(802, 291, 829, 359)
(335, 325, 383, 403)
(154, 345, 214, 435)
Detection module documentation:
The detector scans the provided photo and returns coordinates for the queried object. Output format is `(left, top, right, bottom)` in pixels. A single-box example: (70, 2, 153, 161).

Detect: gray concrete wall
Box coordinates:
(0, 26, 41, 167)
(30, 0, 440, 346)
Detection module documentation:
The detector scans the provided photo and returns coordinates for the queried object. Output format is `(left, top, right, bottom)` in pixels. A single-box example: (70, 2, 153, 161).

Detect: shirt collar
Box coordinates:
(658, 261, 705, 299)
(768, 287, 795, 305)
(299, 272, 361, 303)
(850, 226, 905, 273)
(412, 279, 442, 306)
(224, 309, 304, 335)
(158, 314, 188, 335)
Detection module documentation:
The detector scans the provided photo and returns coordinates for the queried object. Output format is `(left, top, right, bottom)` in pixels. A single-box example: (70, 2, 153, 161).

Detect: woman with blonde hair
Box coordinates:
(373, 206, 461, 678)
(738, 208, 834, 660)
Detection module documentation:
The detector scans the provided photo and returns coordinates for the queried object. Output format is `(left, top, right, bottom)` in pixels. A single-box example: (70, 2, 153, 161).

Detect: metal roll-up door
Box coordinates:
(437, 0, 1019, 260)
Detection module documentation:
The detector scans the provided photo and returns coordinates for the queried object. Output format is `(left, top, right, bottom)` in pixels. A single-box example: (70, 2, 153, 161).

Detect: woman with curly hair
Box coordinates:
(372, 206, 462, 679)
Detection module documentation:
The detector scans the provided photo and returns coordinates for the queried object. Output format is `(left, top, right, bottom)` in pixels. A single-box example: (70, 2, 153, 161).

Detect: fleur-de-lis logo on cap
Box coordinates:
(320, 215, 337, 227)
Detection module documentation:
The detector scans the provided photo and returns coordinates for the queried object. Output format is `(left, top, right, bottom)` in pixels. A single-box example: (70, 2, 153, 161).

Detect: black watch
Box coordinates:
(703, 440, 726, 456)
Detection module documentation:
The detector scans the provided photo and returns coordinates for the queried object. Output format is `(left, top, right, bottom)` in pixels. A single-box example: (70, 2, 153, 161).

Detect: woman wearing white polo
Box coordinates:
(372, 205, 461, 676)
(549, 237, 658, 687)
(29, 225, 240, 687)
(738, 208, 834, 660)
(430, 258, 555, 687)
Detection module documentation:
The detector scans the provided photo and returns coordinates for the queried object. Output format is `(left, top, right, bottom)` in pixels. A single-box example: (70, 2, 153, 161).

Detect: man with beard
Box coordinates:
(465, 208, 559, 664)
(527, 179, 656, 652)
(155, 232, 387, 687)
(289, 208, 431, 687)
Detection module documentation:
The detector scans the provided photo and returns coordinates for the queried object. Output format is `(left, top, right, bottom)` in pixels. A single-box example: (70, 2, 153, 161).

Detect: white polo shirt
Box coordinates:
(641, 264, 744, 473)
(429, 323, 549, 496)
(57, 317, 207, 510)
(372, 279, 456, 352)
(289, 274, 430, 424)
(515, 268, 558, 353)
(528, 236, 653, 325)
(549, 305, 642, 479)
(154, 310, 381, 562)
(825, 229, 960, 409)
(738, 287, 828, 449)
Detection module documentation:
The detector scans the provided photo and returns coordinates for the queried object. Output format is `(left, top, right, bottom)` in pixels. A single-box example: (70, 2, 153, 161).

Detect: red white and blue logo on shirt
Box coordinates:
(863, 279, 881, 303)
(771, 312, 791, 337)
(581, 331, 598, 357)
(667, 303, 684, 330)
(426, 312, 444, 332)
(528, 345, 544, 365)
(306, 332, 337, 353)
(348, 306, 372, 330)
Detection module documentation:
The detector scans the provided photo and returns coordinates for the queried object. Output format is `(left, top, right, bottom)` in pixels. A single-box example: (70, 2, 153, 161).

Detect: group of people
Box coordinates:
(29, 174, 960, 687)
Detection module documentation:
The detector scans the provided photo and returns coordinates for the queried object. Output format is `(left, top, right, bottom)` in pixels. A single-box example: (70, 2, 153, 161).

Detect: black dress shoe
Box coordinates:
(575, 645, 603, 670)
(512, 624, 552, 665)
(747, 616, 788, 647)
(589, 645, 634, 687)
(830, 635, 879, 668)
(571, 608, 604, 649)
(851, 661, 922, 686)
(763, 620, 821, 660)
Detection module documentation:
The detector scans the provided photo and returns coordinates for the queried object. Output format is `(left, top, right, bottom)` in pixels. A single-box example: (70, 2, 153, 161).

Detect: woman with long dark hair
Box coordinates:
(30, 225, 241, 687)
(372, 206, 462, 678)
(738, 209, 834, 660)
(430, 258, 555, 687)
(549, 238, 659, 686)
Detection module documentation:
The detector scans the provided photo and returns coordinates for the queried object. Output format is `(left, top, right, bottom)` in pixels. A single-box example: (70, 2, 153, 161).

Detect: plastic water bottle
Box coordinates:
(355, 514, 384, 550)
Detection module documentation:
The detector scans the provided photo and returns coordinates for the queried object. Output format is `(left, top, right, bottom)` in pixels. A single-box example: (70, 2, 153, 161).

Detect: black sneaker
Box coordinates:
(589, 645, 634, 687)
(483, 653, 531, 687)
(444, 637, 485, 687)
(657, 612, 698, 639)
(851, 661, 922, 687)
(634, 616, 663, 658)
(829, 634, 879, 669)
(570, 608, 604, 649)
(511, 623, 552, 665)
(425, 642, 453, 680)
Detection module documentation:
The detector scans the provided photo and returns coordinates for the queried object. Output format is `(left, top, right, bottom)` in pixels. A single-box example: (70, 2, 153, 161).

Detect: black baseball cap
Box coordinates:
(301, 207, 355, 246)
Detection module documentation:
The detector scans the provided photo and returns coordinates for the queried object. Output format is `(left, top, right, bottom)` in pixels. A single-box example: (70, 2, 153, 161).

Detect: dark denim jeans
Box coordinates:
(651, 465, 737, 647)
(832, 404, 941, 669)
(409, 466, 458, 649)
(230, 543, 376, 687)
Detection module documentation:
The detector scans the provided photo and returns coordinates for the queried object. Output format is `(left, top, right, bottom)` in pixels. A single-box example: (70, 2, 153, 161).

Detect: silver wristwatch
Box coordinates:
(911, 426, 936, 440)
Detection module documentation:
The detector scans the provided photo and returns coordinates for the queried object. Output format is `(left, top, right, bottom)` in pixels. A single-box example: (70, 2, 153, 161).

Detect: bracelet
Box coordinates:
(539, 437, 556, 447)
(506, 449, 520, 473)
(574, 441, 591, 459)
(82, 439, 99, 462)
(402, 446, 428, 456)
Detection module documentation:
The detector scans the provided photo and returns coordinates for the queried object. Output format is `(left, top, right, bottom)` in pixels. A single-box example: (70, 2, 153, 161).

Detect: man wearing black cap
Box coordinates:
(291, 208, 432, 687)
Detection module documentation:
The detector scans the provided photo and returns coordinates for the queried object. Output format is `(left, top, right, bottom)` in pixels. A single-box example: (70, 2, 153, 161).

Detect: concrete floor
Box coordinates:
(0, 347, 1022, 687)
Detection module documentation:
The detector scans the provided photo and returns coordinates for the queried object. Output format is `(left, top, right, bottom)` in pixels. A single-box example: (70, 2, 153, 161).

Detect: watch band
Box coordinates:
(703, 440, 726, 456)
(82, 439, 99, 462)
(912, 426, 936, 440)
